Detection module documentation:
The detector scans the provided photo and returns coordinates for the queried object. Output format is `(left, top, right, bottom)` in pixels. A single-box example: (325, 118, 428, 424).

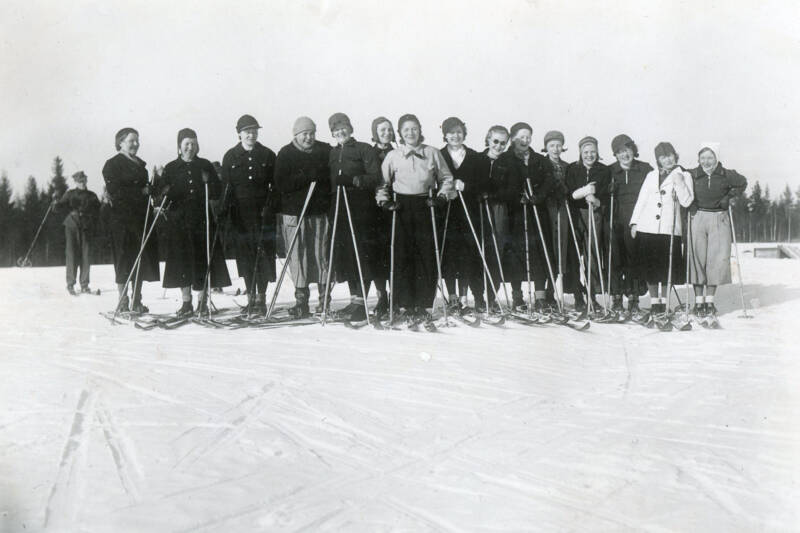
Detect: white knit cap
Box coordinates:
(698, 142, 720, 161)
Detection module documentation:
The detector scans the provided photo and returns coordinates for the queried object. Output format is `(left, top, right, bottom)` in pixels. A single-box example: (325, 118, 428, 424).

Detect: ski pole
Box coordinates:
(564, 199, 591, 313)
(342, 187, 371, 326)
(201, 179, 212, 317)
(557, 204, 564, 309)
(197, 182, 231, 316)
(438, 200, 451, 264)
(729, 204, 752, 318)
(389, 192, 397, 326)
(110, 195, 170, 322)
(458, 192, 505, 314)
(684, 208, 693, 318)
(429, 189, 448, 324)
(322, 185, 341, 325)
(132, 172, 155, 301)
(483, 199, 511, 308)
(586, 206, 594, 314)
(522, 202, 534, 315)
(589, 204, 609, 313)
(664, 191, 678, 315)
(526, 180, 562, 314)
(606, 182, 615, 308)
(245, 194, 270, 317)
(17, 201, 56, 267)
(266, 182, 317, 319)
(480, 199, 488, 309)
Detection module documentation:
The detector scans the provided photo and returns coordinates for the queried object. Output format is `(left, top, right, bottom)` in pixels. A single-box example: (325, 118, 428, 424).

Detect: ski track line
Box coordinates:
(675, 461, 745, 519)
(382, 497, 464, 532)
(177, 472, 376, 533)
(42, 388, 97, 529)
(292, 506, 347, 532)
(471, 471, 650, 532)
(50, 360, 217, 417)
(96, 404, 143, 503)
(173, 383, 274, 470)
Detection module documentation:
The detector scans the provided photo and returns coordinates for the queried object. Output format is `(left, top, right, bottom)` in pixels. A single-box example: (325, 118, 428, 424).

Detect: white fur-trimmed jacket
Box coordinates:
(629, 167, 694, 236)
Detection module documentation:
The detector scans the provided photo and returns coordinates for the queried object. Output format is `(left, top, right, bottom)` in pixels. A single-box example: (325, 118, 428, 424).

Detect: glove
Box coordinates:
(717, 197, 730, 210)
(142, 183, 153, 196)
(586, 194, 601, 208)
(630, 224, 637, 238)
(380, 200, 399, 212)
(519, 193, 531, 205)
(426, 195, 448, 208)
(571, 182, 595, 199)
(201, 170, 211, 184)
(481, 191, 490, 201)
(530, 194, 545, 205)
(454, 179, 465, 192)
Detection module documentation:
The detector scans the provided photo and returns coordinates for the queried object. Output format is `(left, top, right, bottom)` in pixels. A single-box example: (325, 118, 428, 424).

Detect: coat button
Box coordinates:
(657, 202, 662, 208)
(248, 157, 252, 161)
(660, 190, 665, 195)
(656, 214, 661, 220)
(249, 166, 253, 170)
(188, 170, 192, 175)
(249, 176, 253, 180)
(189, 180, 193, 184)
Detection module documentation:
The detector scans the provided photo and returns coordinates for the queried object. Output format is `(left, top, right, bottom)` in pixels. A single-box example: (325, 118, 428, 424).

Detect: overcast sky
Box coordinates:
(1, 0, 799, 197)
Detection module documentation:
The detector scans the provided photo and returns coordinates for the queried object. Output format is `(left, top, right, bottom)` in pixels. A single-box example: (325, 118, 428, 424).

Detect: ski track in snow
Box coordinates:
(0, 257, 799, 531)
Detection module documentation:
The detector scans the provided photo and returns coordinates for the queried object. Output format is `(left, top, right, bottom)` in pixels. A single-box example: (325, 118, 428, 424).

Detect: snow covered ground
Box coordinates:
(1, 254, 799, 532)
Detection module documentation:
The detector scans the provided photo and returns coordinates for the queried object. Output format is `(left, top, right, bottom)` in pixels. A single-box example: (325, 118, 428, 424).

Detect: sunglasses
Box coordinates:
(490, 139, 508, 146)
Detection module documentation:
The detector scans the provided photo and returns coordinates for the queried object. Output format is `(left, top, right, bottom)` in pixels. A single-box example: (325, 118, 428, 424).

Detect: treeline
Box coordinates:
(0, 156, 799, 268)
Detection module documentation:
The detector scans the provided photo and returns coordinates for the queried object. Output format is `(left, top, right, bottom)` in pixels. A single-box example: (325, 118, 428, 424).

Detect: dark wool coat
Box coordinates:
(564, 160, 612, 294)
(101, 153, 159, 283)
(609, 159, 654, 226)
(690, 164, 747, 211)
(159, 156, 230, 290)
(274, 141, 331, 217)
(494, 148, 556, 286)
(372, 144, 394, 282)
(57, 188, 101, 234)
(328, 137, 382, 283)
(221, 142, 278, 285)
(439, 146, 489, 282)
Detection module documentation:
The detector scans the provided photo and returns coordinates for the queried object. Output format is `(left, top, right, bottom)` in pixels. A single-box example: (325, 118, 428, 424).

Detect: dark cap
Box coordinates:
(236, 114, 261, 133)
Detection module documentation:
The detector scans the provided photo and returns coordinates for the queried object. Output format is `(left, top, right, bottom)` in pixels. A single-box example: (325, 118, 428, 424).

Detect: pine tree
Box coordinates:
(48, 156, 68, 199)
(0, 171, 16, 266)
(44, 156, 68, 265)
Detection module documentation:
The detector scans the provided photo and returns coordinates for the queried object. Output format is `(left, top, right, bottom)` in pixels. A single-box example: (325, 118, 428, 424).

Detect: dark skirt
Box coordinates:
(329, 188, 380, 284)
(231, 199, 277, 293)
(635, 232, 684, 285)
(110, 210, 160, 285)
(163, 208, 231, 290)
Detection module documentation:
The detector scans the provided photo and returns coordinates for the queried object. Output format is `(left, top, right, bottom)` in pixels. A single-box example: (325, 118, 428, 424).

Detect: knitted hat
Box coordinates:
(177, 128, 197, 148)
(236, 114, 260, 133)
(578, 136, 599, 151)
(611, 134, 635, 155)
(441, 116, 466, 135)
(115, 127, 138, 150)
(509, 122, 533, 139)
(654, 142, 677, 161)
(698, 142, 720, 160)
(292, 116, 316, 136)
(371, 116, 394, 143)
(72, 170, 87, 181)
(542, 130, 565, 152)
(328, 112, 352, 132)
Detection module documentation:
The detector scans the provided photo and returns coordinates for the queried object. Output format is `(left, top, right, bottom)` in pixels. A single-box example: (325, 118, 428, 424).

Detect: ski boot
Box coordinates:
(289, 288, 311, 319)
(81, 286, 93, 294)
(373, 292, 389, 318)
(611, 295, 624, 313)
(176, 300, 194, 317)
(116, 294, 130, 313)
(67, 285, 77, 296)
(130, 296, 149, 314)
(348, 304, 367, 322)
(252, 296, 267, 316)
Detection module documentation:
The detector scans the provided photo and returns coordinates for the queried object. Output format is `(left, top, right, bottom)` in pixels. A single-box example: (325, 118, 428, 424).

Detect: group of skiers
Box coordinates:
(90, 113, 747, 326)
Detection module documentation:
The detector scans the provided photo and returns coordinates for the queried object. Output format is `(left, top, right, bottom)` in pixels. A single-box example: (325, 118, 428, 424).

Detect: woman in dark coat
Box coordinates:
(565, 136, 611, 312)
(494, 122, 555, 312)
(328, 113, 382, 322)
(370, 116, 396, 317)
(160, 128, 231, 316)
(480, 125, 511, 312)
(102, 127, 160, 313)
(220, 114, 278, 315)
(438, 117, 490, 312)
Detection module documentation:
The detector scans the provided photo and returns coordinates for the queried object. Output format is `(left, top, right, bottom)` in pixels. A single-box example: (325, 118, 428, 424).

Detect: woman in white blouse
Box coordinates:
(629, 142, 694, 316)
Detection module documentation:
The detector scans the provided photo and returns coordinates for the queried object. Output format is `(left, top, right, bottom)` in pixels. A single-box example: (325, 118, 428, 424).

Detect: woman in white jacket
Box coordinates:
(629, 142, 694, 315)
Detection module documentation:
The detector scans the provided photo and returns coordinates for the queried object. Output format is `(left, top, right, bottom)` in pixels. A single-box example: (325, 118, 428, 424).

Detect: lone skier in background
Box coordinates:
(56, 170, 100, 295)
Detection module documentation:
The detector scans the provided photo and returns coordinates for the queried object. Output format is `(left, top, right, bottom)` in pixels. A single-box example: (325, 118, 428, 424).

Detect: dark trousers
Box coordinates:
(395, 194, 438, 310)
(609, 222, 646, 299)
(65, 224, 91, 289)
